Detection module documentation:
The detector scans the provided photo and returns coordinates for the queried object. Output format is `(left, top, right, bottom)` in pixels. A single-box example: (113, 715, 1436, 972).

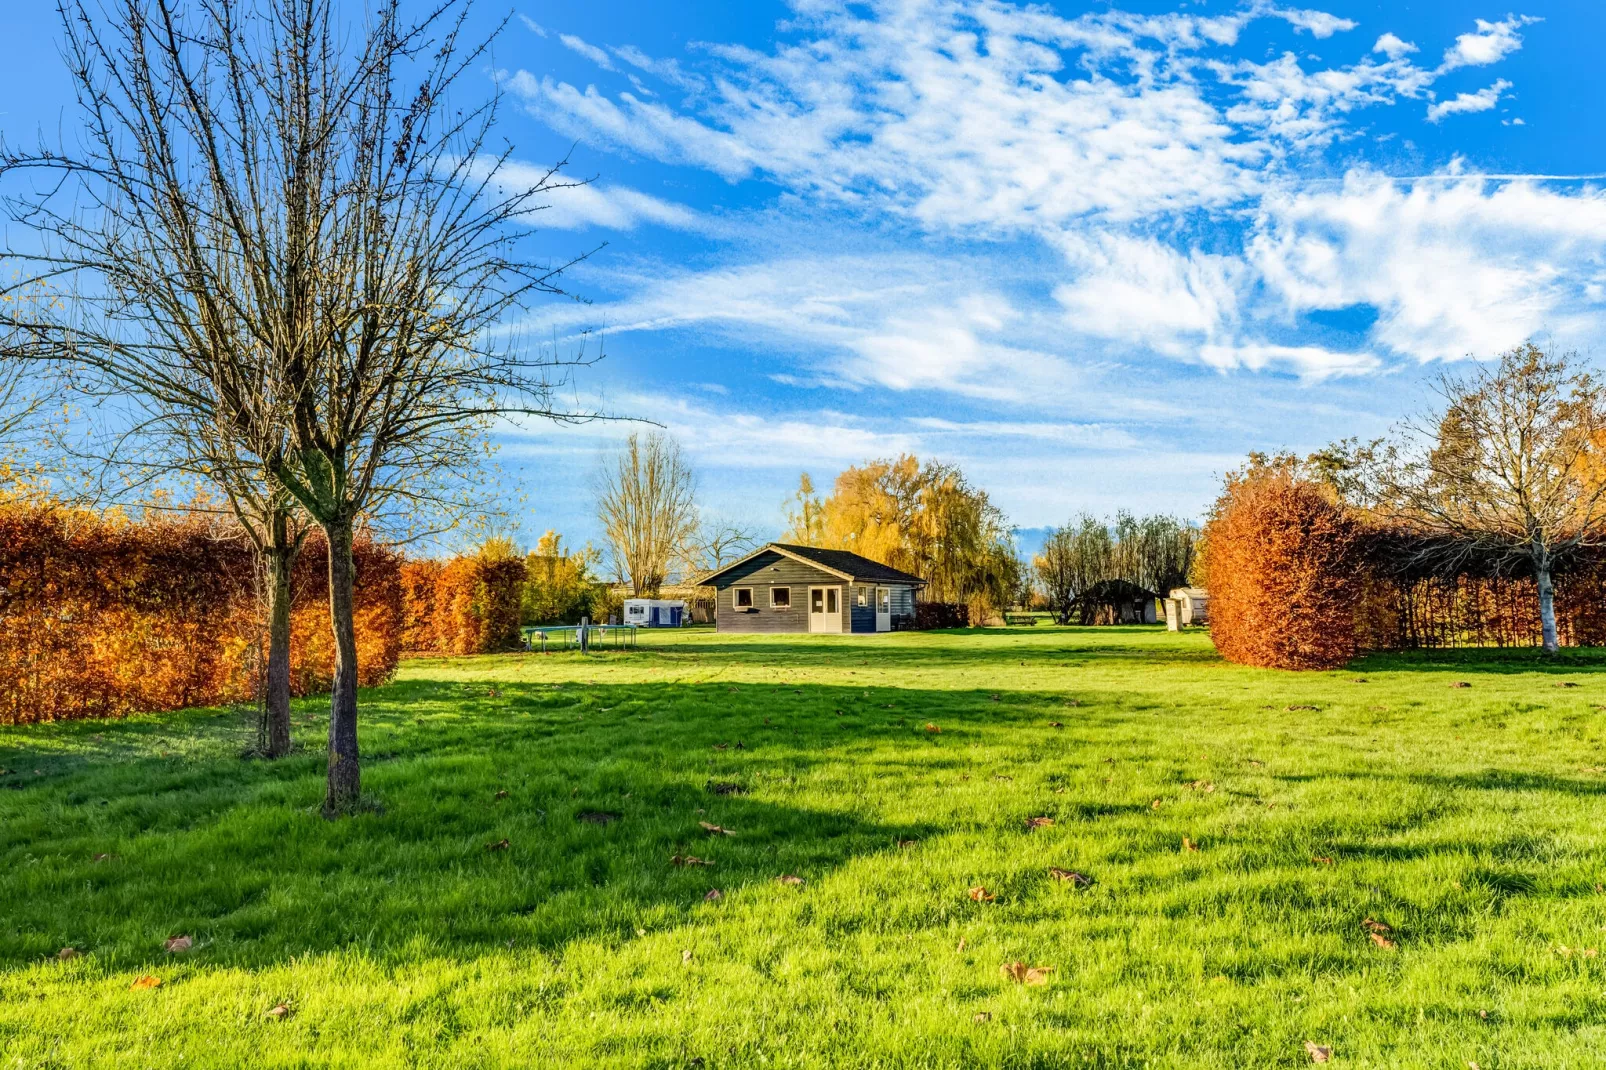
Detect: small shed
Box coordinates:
(695, 543, 925, 634)
(1169, 587, 1209, 626)
(623, 598, 686, 628)
(1077, 579, 1160, 625)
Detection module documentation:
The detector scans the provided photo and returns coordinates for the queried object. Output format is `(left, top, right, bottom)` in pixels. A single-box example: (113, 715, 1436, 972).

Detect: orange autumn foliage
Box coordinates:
(400, 552, 525, 655)
(1202, 466, 1364, 670)
(0, 500, 402, 724)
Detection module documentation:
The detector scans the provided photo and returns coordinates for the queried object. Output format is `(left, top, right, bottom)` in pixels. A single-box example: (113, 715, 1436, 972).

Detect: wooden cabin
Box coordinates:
(697, 543, 925, 634)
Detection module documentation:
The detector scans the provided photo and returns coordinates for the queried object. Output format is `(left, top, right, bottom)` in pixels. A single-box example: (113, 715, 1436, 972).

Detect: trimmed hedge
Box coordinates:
(0, 502, 402, 724)
(1201, 468, 1363, 670)
(401, 553, 526, 655)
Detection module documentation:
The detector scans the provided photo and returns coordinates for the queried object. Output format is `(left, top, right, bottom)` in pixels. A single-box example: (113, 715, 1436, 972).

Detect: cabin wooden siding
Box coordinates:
(713, 551, 850, 633)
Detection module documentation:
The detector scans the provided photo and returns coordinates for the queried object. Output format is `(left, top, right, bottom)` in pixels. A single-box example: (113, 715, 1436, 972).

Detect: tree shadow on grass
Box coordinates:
(0, 678, 1098, 974)
(1350, 646, 1606, 675)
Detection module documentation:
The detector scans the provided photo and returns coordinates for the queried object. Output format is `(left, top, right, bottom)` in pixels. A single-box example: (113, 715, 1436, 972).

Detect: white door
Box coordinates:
(875, 587, 892, 632)
(809, 586, 842, 633)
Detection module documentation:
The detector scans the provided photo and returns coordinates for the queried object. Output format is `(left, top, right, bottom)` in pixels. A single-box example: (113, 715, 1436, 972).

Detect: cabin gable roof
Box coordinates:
(696, 542, 926, 588)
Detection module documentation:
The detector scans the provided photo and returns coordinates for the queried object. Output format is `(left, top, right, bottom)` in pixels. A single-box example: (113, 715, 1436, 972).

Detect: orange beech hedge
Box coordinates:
(1204, 468, 1606, 669)
(401, 554, 525, 655)
(1202, 468, 1364, 670)
(0, 502, 402, 724)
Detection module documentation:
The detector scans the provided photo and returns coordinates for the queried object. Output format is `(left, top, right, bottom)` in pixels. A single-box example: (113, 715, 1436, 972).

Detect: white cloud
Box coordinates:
(514, 1, 1276, 227)
(1272, 7, 1357, 39)
(1052, 233, 1244, 355)
(1372, 33, 1418, 60)
(559, 33, 616, 71)
(527, 253, 1084, 402)
(1439, 15, 1539, 72)
(1198, 342, 1379, 379)
(518, 14, 547, 38)
(1426, 80, 1511, 123)
(1250, 172, 1606, 362)
(536, 181, 702, 231)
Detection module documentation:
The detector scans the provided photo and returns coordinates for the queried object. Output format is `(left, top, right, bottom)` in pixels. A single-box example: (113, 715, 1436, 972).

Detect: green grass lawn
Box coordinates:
(4, 626, 1606, 1068)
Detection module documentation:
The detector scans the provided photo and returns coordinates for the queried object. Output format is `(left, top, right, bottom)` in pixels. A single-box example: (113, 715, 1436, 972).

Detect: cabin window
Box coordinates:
(856, 587, 868, 607)
(880, 588, 892, 612)
(733, 587, 754, 610)
(770, 586, 791, 608)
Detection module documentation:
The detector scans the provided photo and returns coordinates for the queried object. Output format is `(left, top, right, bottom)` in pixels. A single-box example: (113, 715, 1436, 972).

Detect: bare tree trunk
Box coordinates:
(263, 541, 295, 758)
(1536, 556, 1559, 653)
(324, 518, 361, 814)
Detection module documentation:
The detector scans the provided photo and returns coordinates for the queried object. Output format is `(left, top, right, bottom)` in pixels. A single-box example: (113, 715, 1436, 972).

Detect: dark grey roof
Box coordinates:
(697, 542, 926, 587)
(768, 544, 926, 586)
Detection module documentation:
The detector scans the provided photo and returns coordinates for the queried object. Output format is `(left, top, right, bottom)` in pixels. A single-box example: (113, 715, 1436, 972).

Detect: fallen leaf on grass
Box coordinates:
(703, 888, 723, 902)
(1182, 837, 1200, 853)
(577, 811, 619, 826)
(1451, 681, 1471, 689)
(973, 1011, 991, 1023)
(1312, 856, 1334, 865)
(777, 874, 805, 886)
(1286, 705, 1320, 711)
(57, 947, 79, 961)
(1369, 930, 1396, 950)
(956, 937, 967, 952)
(897, 838, 919, 849)
(706, 781, 744, 796)
(130, 975, 162, 990)
(1557, 682, 1579, 688)
(1362, 918, 1392, 934)
(1304, 1040, 1332, 1063)
(682, 949, 694, 963)
(1247, 760, 1264, 768)
(1000, 961, 1052, 985)
(266, 1003, 290, 1020)
(670, 855, 712, 867)
(485, 839, 510, 852)
(1048, 868, 1092, 888)
(699, 821, 736, 836)
(968, 886, 996, 902)
(712, 743, 728, 751)
(1024, 816, 1054, 830)
(164, 935, 193, 954)
(925, 723, 941, 734)
(989, 694, 1001, 702)
(1151, 799, 1162, 810)
(1047, 722, 1063, 729)
(993, 774, 1013, 782)
(493, 790, 509, 801)
(1184, 780, 1216, 793)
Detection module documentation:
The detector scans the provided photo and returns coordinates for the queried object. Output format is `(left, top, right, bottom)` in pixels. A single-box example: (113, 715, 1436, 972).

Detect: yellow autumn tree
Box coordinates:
(783, 455, 1021, 622)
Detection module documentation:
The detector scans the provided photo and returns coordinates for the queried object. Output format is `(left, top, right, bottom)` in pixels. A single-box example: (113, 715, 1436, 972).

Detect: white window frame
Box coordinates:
(770, 586, 792, 609)
(733, 587, 754, 610)
(856, 586, 868, 607)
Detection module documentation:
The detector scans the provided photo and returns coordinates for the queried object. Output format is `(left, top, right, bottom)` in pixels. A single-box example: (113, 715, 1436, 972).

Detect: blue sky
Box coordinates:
(4, 1, 1604, 554)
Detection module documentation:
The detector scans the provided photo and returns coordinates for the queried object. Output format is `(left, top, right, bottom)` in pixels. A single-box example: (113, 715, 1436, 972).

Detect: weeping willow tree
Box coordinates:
(783, 455, 1021, 622)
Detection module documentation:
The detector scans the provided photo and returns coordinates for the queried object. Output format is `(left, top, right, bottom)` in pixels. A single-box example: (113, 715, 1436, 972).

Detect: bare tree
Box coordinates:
(598, 431, 699, 596)
(1376, 342, 1606, 652)
(0, 0, 597, 811)
(687, 518, 759, 573)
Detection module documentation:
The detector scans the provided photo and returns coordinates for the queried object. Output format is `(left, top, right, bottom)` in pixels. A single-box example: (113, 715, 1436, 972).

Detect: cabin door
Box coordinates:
(875, 587, 892, 632)
(808, 586, 842, 633)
